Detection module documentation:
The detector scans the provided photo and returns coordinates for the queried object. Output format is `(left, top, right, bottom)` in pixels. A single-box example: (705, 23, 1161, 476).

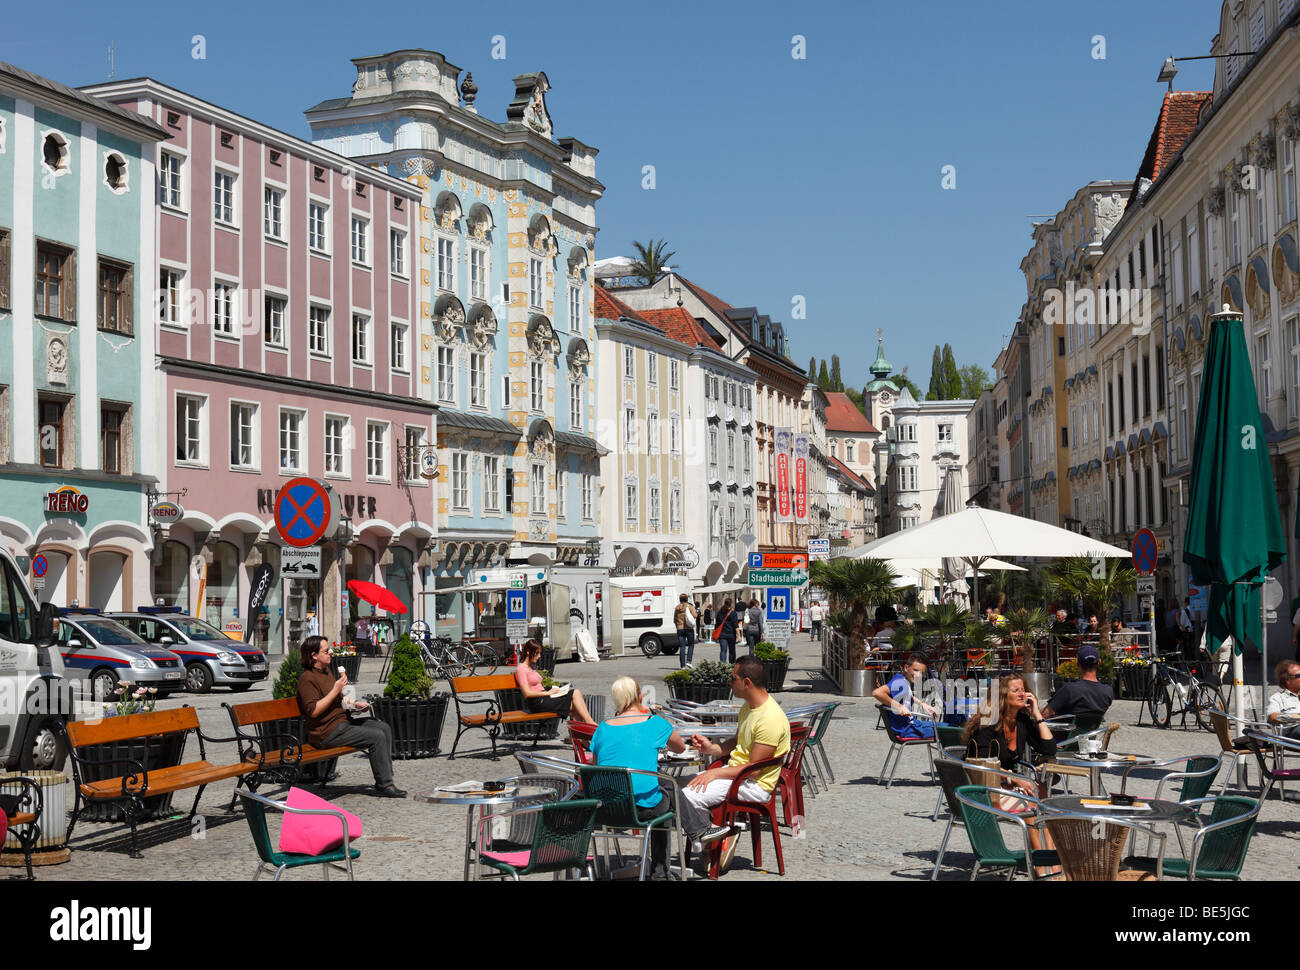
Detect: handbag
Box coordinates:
(712, 610, 730, 642)
(966, 738, 1033, 813)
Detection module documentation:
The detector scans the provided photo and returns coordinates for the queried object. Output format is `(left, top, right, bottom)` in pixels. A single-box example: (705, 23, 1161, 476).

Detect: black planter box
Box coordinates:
(366, 693, 449, 759)
(251, 713, 334, 783)
(667, 681, 734, 704)
(495, 689, 561, 740)
(537, 647, 556, 677)
(78, 732, 187, 821)
(760, 657, 790, 692)
(331, 654, 362, 683)
(1116, 664, 1153, 699)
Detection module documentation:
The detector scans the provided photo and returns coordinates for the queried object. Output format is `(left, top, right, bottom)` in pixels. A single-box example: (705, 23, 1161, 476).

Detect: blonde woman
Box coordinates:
(590, 676, 688, 880)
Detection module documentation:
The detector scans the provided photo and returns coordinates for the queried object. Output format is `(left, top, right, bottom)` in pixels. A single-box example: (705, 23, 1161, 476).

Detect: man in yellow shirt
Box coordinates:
(681, 655, 791, 867)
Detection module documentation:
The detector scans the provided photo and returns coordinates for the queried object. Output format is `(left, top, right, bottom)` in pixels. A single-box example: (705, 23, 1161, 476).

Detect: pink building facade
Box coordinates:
(86, 79, 433, 656)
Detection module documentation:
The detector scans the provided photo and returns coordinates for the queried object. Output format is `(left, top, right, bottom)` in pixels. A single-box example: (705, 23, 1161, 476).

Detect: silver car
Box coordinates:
(56, 612, 186, 700)
(112, 609, 269, 693)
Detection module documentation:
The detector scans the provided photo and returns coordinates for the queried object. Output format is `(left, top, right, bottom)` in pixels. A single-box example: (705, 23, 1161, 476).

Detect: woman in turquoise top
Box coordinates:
(591, 675, 688, 879)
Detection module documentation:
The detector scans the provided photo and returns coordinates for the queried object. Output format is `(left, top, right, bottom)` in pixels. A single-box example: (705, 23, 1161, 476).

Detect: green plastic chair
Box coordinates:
(1122, 795, 1259, 880)
(953, 785, 1060, 881)
(1119, 754, 1221, 856)
(476, 798, 601, 881)
(236, 789, 360, 881)
(579, 765, 680, 880)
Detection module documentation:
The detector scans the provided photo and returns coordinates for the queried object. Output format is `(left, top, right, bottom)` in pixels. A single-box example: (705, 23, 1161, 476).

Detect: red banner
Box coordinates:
(794, 456, 808, 523)
(776, 453, 791, 520)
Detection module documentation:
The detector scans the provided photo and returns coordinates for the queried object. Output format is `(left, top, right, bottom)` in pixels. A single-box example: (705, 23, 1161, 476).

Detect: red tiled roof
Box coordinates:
(594, 286, 651, 326)
(824, 392, 879, 434)
(829, 455, 873, 492)
(638, 307, 718, 350)
(1129, 91, 1211, 204)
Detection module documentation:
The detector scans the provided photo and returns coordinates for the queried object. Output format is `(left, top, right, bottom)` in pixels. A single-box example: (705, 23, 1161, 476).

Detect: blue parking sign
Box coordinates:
(766, 588, 791, 621)
(507, 589, 528, 621)
(748, 552, 763, 569)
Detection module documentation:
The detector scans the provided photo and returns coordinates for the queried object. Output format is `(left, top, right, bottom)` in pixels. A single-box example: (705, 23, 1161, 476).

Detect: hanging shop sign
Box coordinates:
(44, 486, 89, 514)
(150, 501, 184, 524)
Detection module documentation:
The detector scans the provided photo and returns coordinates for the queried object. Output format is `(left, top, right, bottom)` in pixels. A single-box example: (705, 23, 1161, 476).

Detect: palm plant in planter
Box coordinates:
(752, 641, 791, 692)
(664, 660, 734, 703)
(365, 634, 449, 759)
(1003, 607, 1052, 698)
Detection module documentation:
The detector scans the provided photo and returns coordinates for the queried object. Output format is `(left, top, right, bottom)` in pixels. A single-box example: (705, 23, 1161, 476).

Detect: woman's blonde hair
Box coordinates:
(611, 675, 642, 714)
(961, 674, 1024, 747)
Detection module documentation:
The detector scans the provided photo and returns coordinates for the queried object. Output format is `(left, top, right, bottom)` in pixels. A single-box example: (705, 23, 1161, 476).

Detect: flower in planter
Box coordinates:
(105, 682, 159, 717)
(331, 643, 358, 658)
(382, 634, 433, 699)
(753, 641, 790, 662)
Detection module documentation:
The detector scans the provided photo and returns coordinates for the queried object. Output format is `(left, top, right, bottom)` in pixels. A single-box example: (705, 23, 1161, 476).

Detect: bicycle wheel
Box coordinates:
(1193, 683, 1226, 732)
(1147, 676, 1171, 728)
(469, 641, 499, 675)
(449, 643, 480, 676)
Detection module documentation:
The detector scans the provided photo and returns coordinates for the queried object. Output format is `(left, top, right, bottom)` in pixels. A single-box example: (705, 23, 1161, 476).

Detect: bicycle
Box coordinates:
(419, 636, 479, 680)
(1144, 652, 1225, 731)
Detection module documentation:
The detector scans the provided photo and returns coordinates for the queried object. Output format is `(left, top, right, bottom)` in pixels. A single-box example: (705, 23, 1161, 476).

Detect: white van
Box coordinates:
(609, 575, 696, 657)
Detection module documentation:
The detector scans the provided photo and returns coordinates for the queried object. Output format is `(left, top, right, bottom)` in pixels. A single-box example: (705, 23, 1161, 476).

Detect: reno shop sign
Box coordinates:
(45, 486, 90, 514)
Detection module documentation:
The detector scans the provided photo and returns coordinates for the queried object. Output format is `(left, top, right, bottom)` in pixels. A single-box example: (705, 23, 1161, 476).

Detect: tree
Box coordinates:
(271, 645, 303, 700)
(959, 363, 991, 399)
(1048, 558, 1137, 648)
(941, 344, 962, 399)
(845, 387, 866, 413)
(808, 356, 817, 381)
(809, 557, 899, 668)
(927, 346, 943, 400)
(830, 355, 844, 392)
(886, 372, 922, 400)
(817, 360, 831, 389)
(629, 238, 676, 286)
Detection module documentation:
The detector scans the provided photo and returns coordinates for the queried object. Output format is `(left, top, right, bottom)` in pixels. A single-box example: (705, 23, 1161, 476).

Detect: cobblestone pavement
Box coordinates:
(13, 636, 1300, 882)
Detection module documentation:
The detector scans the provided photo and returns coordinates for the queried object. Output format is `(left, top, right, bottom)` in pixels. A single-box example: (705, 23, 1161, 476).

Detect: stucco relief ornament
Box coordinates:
(1283, 103, 1300, 143)
(529, 320, 558, 357)
(402, 156, 435, 177)
(436, 303, 464, 342)
(471, 309, 498, 348)
(530, 428, 553, 459)
(46, 336, 68, 385)
(1206, 182, 1226, 217)
(1250, 132, 1277, 171)
(460, 72, 478, 107)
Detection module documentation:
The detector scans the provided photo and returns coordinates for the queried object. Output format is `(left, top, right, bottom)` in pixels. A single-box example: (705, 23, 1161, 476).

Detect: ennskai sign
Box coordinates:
(45, 486, 90, 514)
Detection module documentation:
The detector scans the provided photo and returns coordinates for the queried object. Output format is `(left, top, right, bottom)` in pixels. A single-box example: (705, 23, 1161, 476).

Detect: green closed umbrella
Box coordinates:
(1182, 307, 1286, 719)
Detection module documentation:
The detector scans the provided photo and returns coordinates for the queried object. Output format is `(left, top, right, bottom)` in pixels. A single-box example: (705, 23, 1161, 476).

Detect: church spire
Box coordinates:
(870, 329, 892, 379)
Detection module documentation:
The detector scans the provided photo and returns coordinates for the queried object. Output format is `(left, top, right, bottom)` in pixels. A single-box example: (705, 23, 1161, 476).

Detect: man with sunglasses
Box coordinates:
(1267, 661, 1300, 739)
(678, 656, 791, 869)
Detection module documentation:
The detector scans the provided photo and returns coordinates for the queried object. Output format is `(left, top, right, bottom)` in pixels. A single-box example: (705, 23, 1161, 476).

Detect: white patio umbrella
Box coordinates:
(938, 467, 967, 601)
(850, 505, 1130, 609)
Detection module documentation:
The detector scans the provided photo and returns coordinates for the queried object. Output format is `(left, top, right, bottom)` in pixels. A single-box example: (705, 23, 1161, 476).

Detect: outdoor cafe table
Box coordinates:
(1039, 794, 1197, 825)
(416, 785, 556, 880)
(1046, 753, 1158, 796)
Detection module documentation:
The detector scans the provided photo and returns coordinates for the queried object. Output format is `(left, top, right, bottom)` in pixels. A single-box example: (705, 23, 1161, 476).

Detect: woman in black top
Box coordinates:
(715, 599, 743, 664)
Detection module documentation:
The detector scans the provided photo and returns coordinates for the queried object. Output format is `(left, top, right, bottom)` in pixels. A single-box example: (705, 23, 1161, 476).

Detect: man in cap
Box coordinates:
(1042, 644, 1112, 734)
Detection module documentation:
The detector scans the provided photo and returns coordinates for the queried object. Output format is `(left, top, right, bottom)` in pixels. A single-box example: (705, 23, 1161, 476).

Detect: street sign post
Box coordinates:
(747, 553, 808, 569)
(282, 546, 322, 577)
(32, 555, 47, 578)
(765, 586, 792, 649)
(807, 538, 830, 560)
(1136, 576, 1156, 596)
(747, 568, 809, 588)
(1131, 528, 1157, 575)
(275, 478, 332, 548)
(506, 588, 529, 643)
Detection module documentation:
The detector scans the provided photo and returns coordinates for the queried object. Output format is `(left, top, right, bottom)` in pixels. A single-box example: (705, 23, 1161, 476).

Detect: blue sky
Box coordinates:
(3, 0, 1219, 391)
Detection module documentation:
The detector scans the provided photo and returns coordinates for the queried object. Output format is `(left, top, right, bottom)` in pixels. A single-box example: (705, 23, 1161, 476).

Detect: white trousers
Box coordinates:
(678, 775, 770, 839)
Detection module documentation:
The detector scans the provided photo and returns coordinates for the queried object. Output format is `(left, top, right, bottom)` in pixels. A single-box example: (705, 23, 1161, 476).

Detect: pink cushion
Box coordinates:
(277, 787, 364, 856)
(0, 809, 7, 847)
(482, 849, 532, 868)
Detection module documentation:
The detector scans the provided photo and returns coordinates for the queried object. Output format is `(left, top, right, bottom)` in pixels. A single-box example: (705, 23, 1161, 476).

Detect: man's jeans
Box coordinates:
(678, 775, 770, 841)
(810, 620, 822, 639)
(678, 628, 696, 666)
(325, 717, 395, 788)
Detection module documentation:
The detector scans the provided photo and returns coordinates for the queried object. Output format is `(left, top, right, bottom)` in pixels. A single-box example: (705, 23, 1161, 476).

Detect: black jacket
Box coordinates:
(717, 609, 743, 640)
(966, 712, 1057, 770)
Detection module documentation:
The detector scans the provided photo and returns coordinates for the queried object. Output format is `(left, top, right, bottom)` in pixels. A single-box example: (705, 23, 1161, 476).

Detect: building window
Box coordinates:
(279, 409, 305, 472)
(529, 257, 543, 308)
(556, 466, 567, 518)
(1256, 332, 1272, 406)
(742, 433, 752, 481)
(623, 346, 635, 379)
(899, 465, 917, 492)
(264, 296, 286, 347)
(391, 321, 408, 371)
(264, 187, 284, 239)
(530, 361, 544, 412)
(404, 427, 424, 482)
(159, 151, 183, 209)
(351, 217, 369, 264)
(35, 244, 72, 320)
(324, 415, 347, 475)
(470, 246, 487, 301)
(452, 453, 470, 510)
(670, 360, 680, 391)
(569, 380, 583, 430)
(582, 474, 594, 521)
(648, 411, 660, 454)
(176, 395, 204, 464)
(39, 398, 67, 468)
(624, 406, 638, 451)
(1287, 318, 1300, 421)
(155, 265, 182, 326)
(670, 414, 681, 454)
(568, 283, 582, 331)
(101, 405, 124, 474)
(214, 170, 235, 224)
(648, 483, 661, 531)
(437, 347, 456, 403)
(97, 259, 132, 334)
(648, 354, 658, 386)
(624, 482, 638, 526)
(309, 306, 329, 355)
(483, 456, 502, 512)
(845, 439, 855, 462)
(366, 421, 387, 480)
(1284, 137, 1297, 226)
(230, 402, 256, 469)
(670, 485, 682, 531)
(531, 462, 547, 514)
(351, 315, 370, 364)
(212, 282, 236, 336)
(1229, 188, 1241, 266)
(390, 229, 406, 276)
(309, 202, 328, 252)
(470, 352, 487, 408)
(436, 236, 455, 291)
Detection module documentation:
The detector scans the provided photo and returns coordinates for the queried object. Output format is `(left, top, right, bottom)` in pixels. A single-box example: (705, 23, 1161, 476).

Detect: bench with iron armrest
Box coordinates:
(448, 674, 559, 760)
(64, 707, 248, 858)
(222, 697, 360, 795)
(0, 775, 43, 880)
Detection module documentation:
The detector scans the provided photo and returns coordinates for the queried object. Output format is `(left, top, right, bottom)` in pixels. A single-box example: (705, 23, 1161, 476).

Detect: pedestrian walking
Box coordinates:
(673, 593, 698, 668)
(744, 598, 764, 649)
(714, 600, 742, 663)
(809, 599, 825, 640)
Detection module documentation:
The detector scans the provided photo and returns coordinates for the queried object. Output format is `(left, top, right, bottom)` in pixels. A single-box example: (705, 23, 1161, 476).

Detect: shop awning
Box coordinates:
(691, 581, 749, 594)
(435, 576, 548, 593)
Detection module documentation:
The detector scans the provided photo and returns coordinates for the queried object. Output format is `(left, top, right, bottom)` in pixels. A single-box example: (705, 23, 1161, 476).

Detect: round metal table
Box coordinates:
(416, 785, 555, 880)
(1039, 794, 1196, 824)
(1046, 752, 1157, 796)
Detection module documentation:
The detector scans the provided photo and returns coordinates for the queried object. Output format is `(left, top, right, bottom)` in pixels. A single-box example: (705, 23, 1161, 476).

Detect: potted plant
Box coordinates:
(365, 635, 448, 759)
(496, 670, 564, 740)
(331, 643, 361, 683)
(1002, 607, 1053, 700)
(753, 641, 791, 692)
(664, 660, 734, 704)
(1054, 646, 1116, 690)
(78, 683, 184, 822)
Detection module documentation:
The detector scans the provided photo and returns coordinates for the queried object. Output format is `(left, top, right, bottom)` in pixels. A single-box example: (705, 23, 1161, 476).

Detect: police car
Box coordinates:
(55, 610, 186, 700)
(111, 607, 269, 693)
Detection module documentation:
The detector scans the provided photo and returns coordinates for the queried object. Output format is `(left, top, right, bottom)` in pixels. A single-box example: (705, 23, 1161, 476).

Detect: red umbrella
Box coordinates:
(346, 580, 408, 614)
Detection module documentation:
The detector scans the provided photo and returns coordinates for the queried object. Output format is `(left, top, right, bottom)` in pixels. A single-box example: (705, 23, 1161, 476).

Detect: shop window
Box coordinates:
(204, 541, 240, 631)
(152, 540, 191, 611)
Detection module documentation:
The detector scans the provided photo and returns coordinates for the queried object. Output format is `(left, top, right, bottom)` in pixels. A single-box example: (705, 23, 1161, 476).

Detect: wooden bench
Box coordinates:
(65, 707, 247, 858)
(448, 674, 559, 760)
(222, 697, 359, 795)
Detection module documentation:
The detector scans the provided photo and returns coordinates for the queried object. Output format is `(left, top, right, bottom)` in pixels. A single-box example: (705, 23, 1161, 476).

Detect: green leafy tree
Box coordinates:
(808, 356, 817, 381)
(817, 360, 831, 389)
(810, 557, 899, 668)
(959, 363, 991, 399)
(1003, 607, 1052, 677)
(941, 344, 962, 399)
(830, 355, 844, 392)
(927, 346, 943, 400)
(845, 388, 866, 412)
(1048, 558, 1137, 648)
(272, 645, 303, 700)
(383, 634, 434, 699)
(889, 371, 923, 400)
(629, 238, 677, 286)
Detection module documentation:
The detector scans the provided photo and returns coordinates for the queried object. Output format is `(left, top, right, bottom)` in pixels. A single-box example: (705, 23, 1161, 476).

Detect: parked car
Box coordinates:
(112, 607, 269, 693)
(55, 611, 186, 700)
(0, 547, 72, 771)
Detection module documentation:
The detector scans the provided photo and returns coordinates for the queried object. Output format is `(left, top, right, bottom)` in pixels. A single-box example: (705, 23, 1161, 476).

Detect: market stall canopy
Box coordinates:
(435, 575, 548, 593)
(848, 507, 1130, 562)
(688, 581, 749, 595)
